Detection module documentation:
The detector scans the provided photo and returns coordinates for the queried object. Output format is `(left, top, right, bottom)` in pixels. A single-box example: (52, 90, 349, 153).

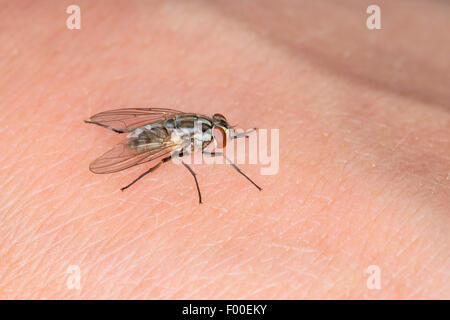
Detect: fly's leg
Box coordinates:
(203, 151, 262, 191)
(167, 150, 202, 203)
(120, 156, 171, 191)
(120, 151, 202, 204)
(231, 128, 256, 139)
(84, 120, 126, 134)
(182, 162, 202, 204)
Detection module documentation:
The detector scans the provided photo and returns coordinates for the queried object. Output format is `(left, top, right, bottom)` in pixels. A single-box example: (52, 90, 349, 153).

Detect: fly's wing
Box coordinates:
(85, 108, 182, 133)
(89, 138, 179, 174)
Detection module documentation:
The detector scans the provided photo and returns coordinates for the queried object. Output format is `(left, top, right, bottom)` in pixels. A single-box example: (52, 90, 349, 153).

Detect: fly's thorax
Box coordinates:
(171, 114, 214, 151)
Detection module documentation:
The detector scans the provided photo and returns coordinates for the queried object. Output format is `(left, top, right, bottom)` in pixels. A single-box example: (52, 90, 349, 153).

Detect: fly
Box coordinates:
(85, 108, 262, 203)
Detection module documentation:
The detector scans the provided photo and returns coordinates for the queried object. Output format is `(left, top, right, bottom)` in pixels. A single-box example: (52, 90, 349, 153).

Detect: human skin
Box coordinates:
(0, 0, 449, 299)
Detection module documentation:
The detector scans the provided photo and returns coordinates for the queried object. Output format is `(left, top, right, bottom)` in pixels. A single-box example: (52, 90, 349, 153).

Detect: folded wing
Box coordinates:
(89, 139, 177, 174)
(85, 108, 181, 133)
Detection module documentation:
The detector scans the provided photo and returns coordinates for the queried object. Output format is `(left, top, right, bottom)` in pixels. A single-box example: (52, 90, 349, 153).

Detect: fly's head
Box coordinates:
(212, 113, 232, 148)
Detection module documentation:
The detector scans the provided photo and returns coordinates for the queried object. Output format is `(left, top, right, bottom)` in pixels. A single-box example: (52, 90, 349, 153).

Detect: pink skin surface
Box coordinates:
(0, 0, 449, 299)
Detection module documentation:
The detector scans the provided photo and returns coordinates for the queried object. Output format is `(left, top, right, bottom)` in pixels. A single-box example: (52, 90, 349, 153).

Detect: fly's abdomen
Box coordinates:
(127, 125, 172, 153)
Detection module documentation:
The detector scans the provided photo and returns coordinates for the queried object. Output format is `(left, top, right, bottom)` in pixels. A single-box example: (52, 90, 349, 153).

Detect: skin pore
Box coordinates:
(0, 0, 449, 298)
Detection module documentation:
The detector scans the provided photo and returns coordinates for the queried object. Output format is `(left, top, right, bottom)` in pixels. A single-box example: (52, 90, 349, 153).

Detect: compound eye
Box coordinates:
(213, 113, 227, 122)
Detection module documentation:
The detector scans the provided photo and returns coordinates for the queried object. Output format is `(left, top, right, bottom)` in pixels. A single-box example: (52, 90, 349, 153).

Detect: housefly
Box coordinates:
(85, 108, 261, 203)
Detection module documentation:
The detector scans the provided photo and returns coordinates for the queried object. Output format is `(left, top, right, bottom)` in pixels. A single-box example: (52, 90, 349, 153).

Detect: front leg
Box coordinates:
(203, 151, 262, 191)
(231, 128, 257, 139)
(171, 150, 202, 203)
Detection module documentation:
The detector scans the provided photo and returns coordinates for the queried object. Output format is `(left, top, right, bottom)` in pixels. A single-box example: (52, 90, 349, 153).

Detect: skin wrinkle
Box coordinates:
(12, 204, 111, 298)
(28, 236, 74, 292)
(208, 0, 450, 109)
(125, 220, 208, 282)
(149, 256, 191, 296)
(98, 251, 139, 289)
(122, 252, 172, 296)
